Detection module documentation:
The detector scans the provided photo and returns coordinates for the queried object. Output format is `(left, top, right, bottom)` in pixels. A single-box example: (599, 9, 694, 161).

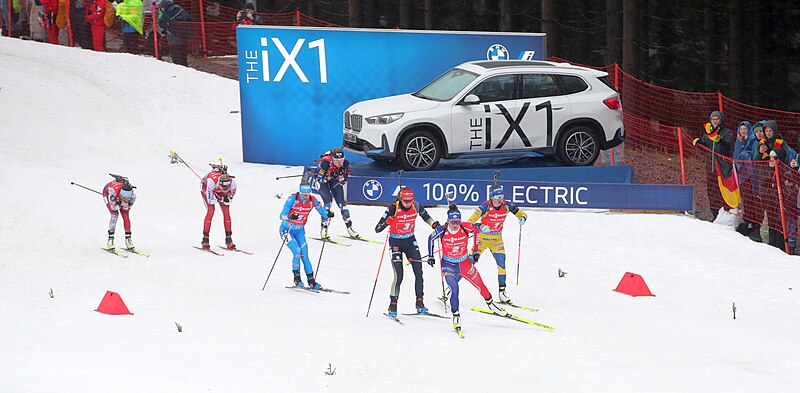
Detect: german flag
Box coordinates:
(715, 156, 740, 209)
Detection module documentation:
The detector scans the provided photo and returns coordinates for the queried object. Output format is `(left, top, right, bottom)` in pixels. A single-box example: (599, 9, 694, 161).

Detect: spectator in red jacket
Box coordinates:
(36, 0, 59, 44)
(84, 0, 105, 51)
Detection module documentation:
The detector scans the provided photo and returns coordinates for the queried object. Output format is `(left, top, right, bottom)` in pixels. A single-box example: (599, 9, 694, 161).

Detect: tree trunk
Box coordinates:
(703, 0, 715, 92)
(399, 0, 412, 28)
(349, 0, 361, 27)
(424, 0, 435, 29)
(606, 0, 622, 65)
(622, 0, 638, 76)
(499, 0, 512, 32)
(363, 0, 376, 28)
(728, 0, 742, 100)
(541, 0, 558, 57)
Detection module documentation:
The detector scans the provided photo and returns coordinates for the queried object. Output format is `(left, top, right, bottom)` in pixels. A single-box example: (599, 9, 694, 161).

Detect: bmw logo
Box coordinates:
(362, 179, 383, 201)
(487, 44, 510, 60)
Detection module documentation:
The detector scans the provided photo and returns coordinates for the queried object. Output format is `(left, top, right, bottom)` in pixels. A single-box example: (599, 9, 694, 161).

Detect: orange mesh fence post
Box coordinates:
(198, 0, 207, 60)
(152, 4, 160, 60)
(717, 92, 724, 112)
(678, 127, 687, 185)
(65, 1, 73, 46)
(296, 9, 300, 26)
(773, 159, 791, 254)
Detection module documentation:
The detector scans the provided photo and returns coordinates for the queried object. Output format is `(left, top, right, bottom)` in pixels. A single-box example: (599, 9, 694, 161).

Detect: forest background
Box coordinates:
(232, 0, 800, 111)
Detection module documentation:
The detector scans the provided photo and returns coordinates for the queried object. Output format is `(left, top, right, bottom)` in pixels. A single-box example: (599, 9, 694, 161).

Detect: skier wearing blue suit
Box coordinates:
(279, 184, 333, 289)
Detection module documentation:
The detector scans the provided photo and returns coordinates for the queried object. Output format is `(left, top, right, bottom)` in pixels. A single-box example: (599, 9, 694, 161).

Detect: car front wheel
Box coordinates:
(556, 126, 600, 166)
(397, 130, 442, 171)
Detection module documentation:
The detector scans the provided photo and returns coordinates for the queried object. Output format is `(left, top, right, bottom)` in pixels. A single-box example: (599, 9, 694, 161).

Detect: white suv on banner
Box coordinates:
(343, 60, 624, 171)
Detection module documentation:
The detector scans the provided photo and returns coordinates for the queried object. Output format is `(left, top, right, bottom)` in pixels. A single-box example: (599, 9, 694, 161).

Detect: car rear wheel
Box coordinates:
(556, 126, 600, 166)
(397, 130, 442, 171)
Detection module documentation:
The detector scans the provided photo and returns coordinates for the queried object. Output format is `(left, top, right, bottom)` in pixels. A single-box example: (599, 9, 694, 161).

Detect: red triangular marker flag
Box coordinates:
(613, 272, 655, 297)
(95, 291, 134, 315)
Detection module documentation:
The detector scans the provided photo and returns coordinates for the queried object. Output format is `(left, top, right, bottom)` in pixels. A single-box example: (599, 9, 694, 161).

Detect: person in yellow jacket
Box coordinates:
(466, 184, 527, 303)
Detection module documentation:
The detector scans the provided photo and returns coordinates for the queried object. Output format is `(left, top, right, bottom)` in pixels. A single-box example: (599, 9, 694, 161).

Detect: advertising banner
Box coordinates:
(237, 26, 545, 165)
(347, 176, 694, 211)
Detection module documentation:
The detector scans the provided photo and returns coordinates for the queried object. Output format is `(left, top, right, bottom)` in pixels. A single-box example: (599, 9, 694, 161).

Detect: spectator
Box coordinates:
(84, 0, 105, 51)
(756, 120, 796, 252)
(27, 0, 45, 41)
(692, 110, 735, 220)
(155, 0, 191, 66)
(69, 0, 92, 49)
(1, 0, 19, 37)
(235, 3, 261, 25)
(34, 0, 59, 44)
(116, 0, 143, 55)
(733, 121, 761, 240)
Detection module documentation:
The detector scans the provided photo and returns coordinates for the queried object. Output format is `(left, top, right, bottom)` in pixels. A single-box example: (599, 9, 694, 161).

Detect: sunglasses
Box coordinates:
(448, 218, 461, 225)
(491, 194, 504, 199)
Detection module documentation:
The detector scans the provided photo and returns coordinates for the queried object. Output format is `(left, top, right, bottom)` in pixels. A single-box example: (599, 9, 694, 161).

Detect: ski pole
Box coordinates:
(516, 225, 522, 286)
(365, 232, 390, 317)
(314, 219, 331, 277)
(437, 238, 449, 314)
(173, 151, 203, 180)
(275, 174, 304, 180)
(262, 230, 290, 291)
(70, 182, 102, 195)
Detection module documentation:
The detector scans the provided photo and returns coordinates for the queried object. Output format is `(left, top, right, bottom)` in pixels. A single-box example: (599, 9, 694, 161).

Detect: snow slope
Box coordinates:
(1, 37, 799, 393)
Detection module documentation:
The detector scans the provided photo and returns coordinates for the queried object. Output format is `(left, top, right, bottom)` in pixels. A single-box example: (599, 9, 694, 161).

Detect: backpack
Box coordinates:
(104, 0, 115, 28)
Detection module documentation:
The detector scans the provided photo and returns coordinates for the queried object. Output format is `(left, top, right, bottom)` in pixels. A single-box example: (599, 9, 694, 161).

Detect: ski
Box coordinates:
(310, 237, 351, 247)
(122, 248, 150, 257)
(218, 246, 254, 255)
(193, 246, 224, 256)
(318, 287, 350, 294)
(499, 301, 539, 312)
(383, 313, 405, 325)
(101, 247, 128, 258)
(401, 312, 448, 319)
(337, 234, 383, 244)
(469, 307, 555, 331)
(285, 286, 320, 293)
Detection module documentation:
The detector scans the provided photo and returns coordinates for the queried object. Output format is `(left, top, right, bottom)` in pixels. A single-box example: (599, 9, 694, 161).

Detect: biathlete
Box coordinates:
(428, 204, 507, 331)
(311, 147, 359, 239)
(102, 174, 137, 251)
(375, 187, 439, 317)
(466, 185, 527, 303)
(279, 183, 334, 289)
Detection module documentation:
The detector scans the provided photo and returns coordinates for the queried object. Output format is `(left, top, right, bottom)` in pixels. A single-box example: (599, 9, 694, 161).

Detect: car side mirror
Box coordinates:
(461, 94, 480, 105)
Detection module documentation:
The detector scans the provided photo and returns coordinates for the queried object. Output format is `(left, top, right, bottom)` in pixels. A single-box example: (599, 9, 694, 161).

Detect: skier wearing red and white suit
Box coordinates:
(374, 187, 439, 317)
(428, 204, 507, 331)
(102, 175, 137, 251)
(201, 168, 237, 250)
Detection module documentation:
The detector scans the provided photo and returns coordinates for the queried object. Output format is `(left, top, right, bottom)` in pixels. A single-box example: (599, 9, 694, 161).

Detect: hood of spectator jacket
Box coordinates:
(734, 121, 757, 161)
(763, 120, 779, 134)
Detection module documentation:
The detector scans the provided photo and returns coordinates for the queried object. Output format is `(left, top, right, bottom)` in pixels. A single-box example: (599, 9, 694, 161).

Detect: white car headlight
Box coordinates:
(364, 113, 404, 125)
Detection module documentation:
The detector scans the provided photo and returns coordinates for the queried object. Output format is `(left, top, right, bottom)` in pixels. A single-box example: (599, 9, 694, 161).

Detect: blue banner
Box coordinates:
(347, 176, 694, 211)
(237, 26, 545, 165)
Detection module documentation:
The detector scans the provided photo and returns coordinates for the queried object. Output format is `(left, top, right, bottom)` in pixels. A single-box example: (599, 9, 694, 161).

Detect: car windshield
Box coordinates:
(413, 68, 479, 102)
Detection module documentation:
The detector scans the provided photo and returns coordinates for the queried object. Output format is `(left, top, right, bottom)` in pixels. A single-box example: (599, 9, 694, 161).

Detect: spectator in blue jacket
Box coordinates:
(733, 121, 761, 240)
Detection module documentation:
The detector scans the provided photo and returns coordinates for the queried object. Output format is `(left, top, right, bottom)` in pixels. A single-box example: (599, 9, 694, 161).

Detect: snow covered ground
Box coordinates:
(1, 37, 799, 393)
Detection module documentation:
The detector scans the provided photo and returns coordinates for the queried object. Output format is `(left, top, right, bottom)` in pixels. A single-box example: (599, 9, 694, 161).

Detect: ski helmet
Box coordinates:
(399, 188, 414, 201)
(299, 183, 312, 194)
(489, 185, 504, 199)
